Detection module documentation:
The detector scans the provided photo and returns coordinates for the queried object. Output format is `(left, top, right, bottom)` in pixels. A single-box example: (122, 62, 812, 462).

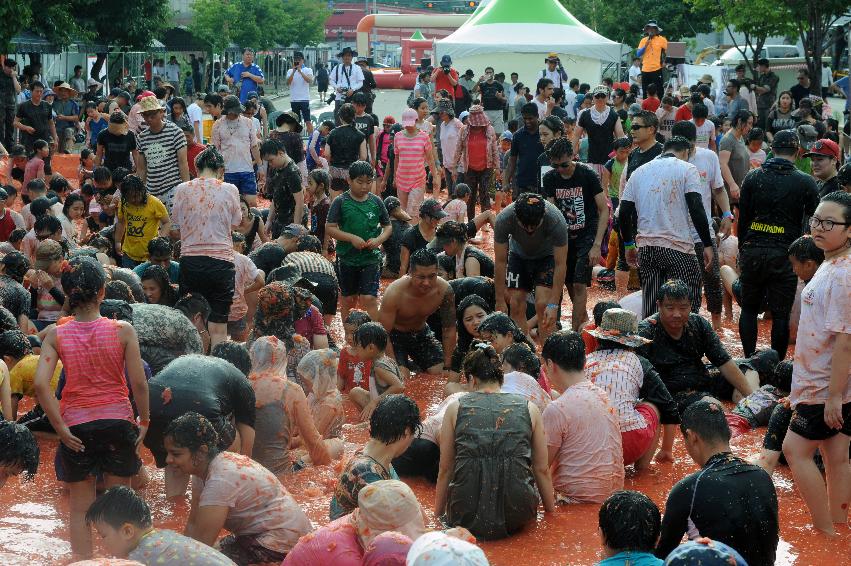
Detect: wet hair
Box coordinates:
(174, 292, 211, 324)
(671, 120, 697, 142)
(211, 341, 252, 376)
(369, 394, 422, 443)
(663, 135, 692, 153)
(344, 309, 372, 327)
(520, 102, 539, 117)
(540, 115, 564, 136)
(147, 236, 173, 258)
(353, 321, 388, 350)
(309, 169, 330, 194)
(163, 411, 220, 459)
(296, 234, 322, 253)
(409, 96, 427, 111)
(502, 342, 541, 376)
(195, 145, 226, 172)
(61, 256, 107, 310)
(409, 248, 438, 272)
(62, 193, 85, 219)
(119, 174, 147, 208)
(463, 341, 504, 384)
(477, 312, 535, 350)
(26, 179, 46, 195)
(453, 183, 471, 199)
(338, 103, 356, 123)
(92, 166, 112, 185)
(435, 220, 469, 245)
(747, 127, 765, 143)
(820, 190, 851, 224)
(100, 299, 133, 321)
(231, 230, 246, 246)
(0, 307, 17, 332)
(731, 109, 753, 128)
(140, 264, 177, 306)
(104, 280, 134, 303)
(249, 242, 286, 275)
(8, 228, 26, 244)
(593, 300, 621, 326)
(692, 103, 709, 120)
(545, 137, 573, 159)
(49, 176, 70, 196)
(0, 329, 33, 360)
(787, 235, 824, 264)
(85, 486, 152, 529)
(456, 294, 491, 355)
(768, 360, 793, 394)
(259, 138, 283, 158)
(514, 193, 546, 227)
(657, 279, 691, 303)
(349, 160, 375, 180)
(0, 421, 39, 480)
(680, 399, 731, 444)
(541, 330, 585, 373)
(31, 139, 48, 157)
(599, 490, 661, 553)
(112, 166, 130, 186)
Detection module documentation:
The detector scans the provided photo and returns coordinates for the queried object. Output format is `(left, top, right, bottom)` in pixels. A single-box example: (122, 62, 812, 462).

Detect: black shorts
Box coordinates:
(392, 438, 440, 483)
(763, 404, 793, 452)
(179, 255, 235, 324)
(731, 278, 742, 305)
(738, 248, 797, 316)
(789, 402, 851, 441)
(302, 271, 339, 316)
(60, 419, 140, 482)
(336, 260, 381, 297)
(390, 326, 444, 372)
(506, 252, 554, 292)
(290, 100, 311, 124)
(566, 235, 593, 286)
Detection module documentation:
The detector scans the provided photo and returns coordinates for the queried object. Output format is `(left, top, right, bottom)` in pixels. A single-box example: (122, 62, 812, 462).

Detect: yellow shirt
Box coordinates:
(117, 195, 168, 262)
(9, 354, 62, 397)
(638, 35, 668, 73)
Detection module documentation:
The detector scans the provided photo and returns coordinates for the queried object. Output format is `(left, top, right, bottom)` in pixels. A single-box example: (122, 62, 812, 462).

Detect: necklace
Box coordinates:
(225, 117, 240, 136)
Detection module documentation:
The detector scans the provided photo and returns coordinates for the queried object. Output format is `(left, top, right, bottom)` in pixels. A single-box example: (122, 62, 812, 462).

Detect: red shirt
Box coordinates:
(434, 68, 459, 100)
(641, 97, 661, 112)
(337, 347, 372, 393)
(0, 209, 16, 242)
(466, 128, 488, 171)
(187, 142, 205, 178)
(582, 323, 599, 355)
(674, 104, 693, 122)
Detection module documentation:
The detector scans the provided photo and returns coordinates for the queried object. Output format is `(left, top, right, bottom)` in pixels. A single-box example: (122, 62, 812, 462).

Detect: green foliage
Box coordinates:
(0, 2, 33, 53)
(779, 0, 849, 92)
(560, 0, 714, 47)
(191, 0, 330, 51)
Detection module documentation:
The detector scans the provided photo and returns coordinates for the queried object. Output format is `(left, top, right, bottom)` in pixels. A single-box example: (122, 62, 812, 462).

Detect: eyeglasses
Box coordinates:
(551, 161, 572, 169)
(631, 124, 650, 130)
(809, 215, 850, 231)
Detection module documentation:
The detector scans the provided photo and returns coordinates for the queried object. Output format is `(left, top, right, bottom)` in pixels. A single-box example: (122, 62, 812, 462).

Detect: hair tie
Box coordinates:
(60, 260, 72, 273)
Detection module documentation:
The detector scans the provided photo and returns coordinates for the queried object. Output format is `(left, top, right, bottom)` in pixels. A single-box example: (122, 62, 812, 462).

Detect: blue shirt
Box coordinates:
(510, 127, 545, 189)
(226, 62, 265, 102)
(88, 118, 108, 148)
(598, 551, 664, 566)
(835, 76, 849, 111)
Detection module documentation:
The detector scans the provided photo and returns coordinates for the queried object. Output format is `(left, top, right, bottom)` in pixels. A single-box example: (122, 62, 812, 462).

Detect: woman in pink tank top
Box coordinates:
(34, 256, 150, 560)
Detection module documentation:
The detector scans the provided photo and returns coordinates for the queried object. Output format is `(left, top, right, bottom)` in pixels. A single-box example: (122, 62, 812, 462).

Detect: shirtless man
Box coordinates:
(377, 248, 457, 381)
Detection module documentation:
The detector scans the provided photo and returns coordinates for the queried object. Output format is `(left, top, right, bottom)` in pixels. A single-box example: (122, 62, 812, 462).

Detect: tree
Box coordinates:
(560, 0, 714, 48)
(0, 2, 33, 54)
(687, 0, 795, 78)
(780, 0, 849, 94)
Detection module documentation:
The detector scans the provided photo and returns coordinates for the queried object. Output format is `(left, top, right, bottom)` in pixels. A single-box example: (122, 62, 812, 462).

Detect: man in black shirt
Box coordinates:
(542, 137, 608, 330)
(656, 400, 778, 566)
(637, 280, 756, 414)
(260, 139, 304, 237)
(503, 103, 544, 198)
(737, 130, 819, 358)
(789, 68, 812, 107)
(477, 67, 506, 133)
(573, 85, 625, 176)
(13, 82, 57, 153)
(806, 138, 842, 198)
(0, 58, 20, 150)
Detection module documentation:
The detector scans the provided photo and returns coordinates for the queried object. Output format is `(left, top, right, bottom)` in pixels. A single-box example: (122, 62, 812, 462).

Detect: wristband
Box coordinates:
(721, 211, 734, 220)
(546, 303, 559, 310)
(138, 419, 150, 428)
(624, 241, 636, 250)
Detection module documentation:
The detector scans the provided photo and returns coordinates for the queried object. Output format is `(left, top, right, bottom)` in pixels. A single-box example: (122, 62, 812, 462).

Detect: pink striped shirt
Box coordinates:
(56, 317, 133, 427)
(393, 130, 430, 193)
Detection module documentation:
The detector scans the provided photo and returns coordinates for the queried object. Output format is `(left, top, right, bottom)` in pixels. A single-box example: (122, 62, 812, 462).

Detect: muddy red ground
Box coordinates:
(1, 189, 849, 564)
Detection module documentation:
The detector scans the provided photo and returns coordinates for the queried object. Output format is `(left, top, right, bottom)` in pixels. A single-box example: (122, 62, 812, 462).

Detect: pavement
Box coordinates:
(267, 87, 412, 124)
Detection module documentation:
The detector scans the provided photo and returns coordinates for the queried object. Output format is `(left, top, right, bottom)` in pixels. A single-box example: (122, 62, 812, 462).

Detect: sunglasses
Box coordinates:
(551, 161, 572, 169)
(593, 93, 607, 99)
(631, 124, 650, 130)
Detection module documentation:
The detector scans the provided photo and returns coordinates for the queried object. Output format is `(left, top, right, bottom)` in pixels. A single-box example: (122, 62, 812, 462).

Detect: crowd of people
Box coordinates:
(0, 20, 850, 566)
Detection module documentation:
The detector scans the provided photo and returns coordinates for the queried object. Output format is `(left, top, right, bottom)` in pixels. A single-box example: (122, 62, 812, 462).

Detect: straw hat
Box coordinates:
(587, 308, 651, 348)
(698, 74, 714, 85)
(55, 82, 78, 97)
(137, 95, 163, 113)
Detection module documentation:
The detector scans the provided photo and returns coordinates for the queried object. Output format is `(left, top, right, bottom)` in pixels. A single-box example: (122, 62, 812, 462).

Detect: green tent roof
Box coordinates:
(410, 30, 426, 41)
(469, 0, 579, 26)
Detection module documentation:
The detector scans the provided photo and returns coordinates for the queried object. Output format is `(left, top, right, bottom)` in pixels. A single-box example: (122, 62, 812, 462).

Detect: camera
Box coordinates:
(442, 66, 450, 74)
(325, 93, 336, 104)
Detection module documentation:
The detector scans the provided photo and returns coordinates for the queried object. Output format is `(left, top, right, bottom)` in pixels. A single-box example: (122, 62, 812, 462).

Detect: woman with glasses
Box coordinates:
(571, 85, 625, 180)
(737, 129, 820, 359)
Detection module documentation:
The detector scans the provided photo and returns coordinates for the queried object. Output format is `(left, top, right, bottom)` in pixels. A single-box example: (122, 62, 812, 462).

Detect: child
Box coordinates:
(597, 491, 663, 566)
(477, 312, 551, 392)
(114, 174, 170, 268)
(78, 148, 95, 186)
(183, 70, 194, 97)
(260, 138, 303, 237)
(23, 139, 49, 190)
(6, 145, 28, 193)
(325, 160, 392, 321)
(691, 102, 716, 151)
(0, 328, 62, 419)
(33, 256, 149, 559)
(0, 420, 39, 488)
(380, 196, 411, 278)
(602, 137, 631, 214)
(441, 184, 496, 243)
(501, 342, 551, 411)
(348, 322, 405, 421)
(375, 116, 395, 180)
(495, 131, 513, 211)
(747, 127, 767, 168)
(717, 116, 731, 149)
(307, 168, 332, 254)
(654, 96, 676, 140)
(307, 120, 333, 172)
(228, 232, 263, 341)
(782, 191, 851, 535)
(85, 486, 234, 564)
(83, 103, 108, 150)
(337, 310, 373, 394)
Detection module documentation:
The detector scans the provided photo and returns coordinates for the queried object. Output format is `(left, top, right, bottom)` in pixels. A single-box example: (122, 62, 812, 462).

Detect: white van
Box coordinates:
(711, 45, 804, 66)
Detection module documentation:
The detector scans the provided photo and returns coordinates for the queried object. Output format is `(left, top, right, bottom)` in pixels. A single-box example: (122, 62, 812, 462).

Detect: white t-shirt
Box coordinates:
(165, 63, 181, 83)
(655, 106, 677, 140)
(628, 65, 642, 86)
(621, 155, 703, 254)
(692, 119, 716, 149)
(502, 370, 550, 412)
(564, 90, 577, 119)
(187, 102, 203, 143)
(286, 66, 314, 102)
(688, 147, 723, 243)
(542, 68, 565, 90)
(439, 118, 463, 171)
(533, 97, 548, 120)
(791, 252, 851, 406)
(703, 97, 716, 117)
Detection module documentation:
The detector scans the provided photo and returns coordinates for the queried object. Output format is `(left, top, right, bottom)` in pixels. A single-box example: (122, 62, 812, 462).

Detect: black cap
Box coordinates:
(770, 129, 799, 151)
(419, 198, 447, 219)
(30, 196, 58, 218)
(838, 162, 851, 186)
(383, 196, 401, 212)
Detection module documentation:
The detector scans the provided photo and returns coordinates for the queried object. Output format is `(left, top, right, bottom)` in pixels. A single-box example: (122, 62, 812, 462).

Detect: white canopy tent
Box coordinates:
(435, 0, 624, 88)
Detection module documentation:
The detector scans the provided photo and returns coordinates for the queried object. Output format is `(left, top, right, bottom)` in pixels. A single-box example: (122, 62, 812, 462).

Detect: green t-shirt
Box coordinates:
(326, 191, 390, 266)
(608, 158, 625, 198)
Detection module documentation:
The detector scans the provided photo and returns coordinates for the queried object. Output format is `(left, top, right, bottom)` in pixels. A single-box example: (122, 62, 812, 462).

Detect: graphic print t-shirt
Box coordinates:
(542, 163, 602, 239)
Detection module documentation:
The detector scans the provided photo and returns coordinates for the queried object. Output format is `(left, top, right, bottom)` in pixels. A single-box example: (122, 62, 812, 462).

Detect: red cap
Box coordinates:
(136, 90, 155, 102)
(803, 139, 840, 160)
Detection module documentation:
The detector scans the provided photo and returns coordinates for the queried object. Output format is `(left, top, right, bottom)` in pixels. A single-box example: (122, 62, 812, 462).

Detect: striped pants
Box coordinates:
(695, 241, 722, 315)
(638, 246, 703, 318)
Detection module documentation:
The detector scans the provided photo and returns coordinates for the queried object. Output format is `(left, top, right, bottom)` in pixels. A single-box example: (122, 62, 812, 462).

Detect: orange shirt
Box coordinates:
(638, 35, 668, 73)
